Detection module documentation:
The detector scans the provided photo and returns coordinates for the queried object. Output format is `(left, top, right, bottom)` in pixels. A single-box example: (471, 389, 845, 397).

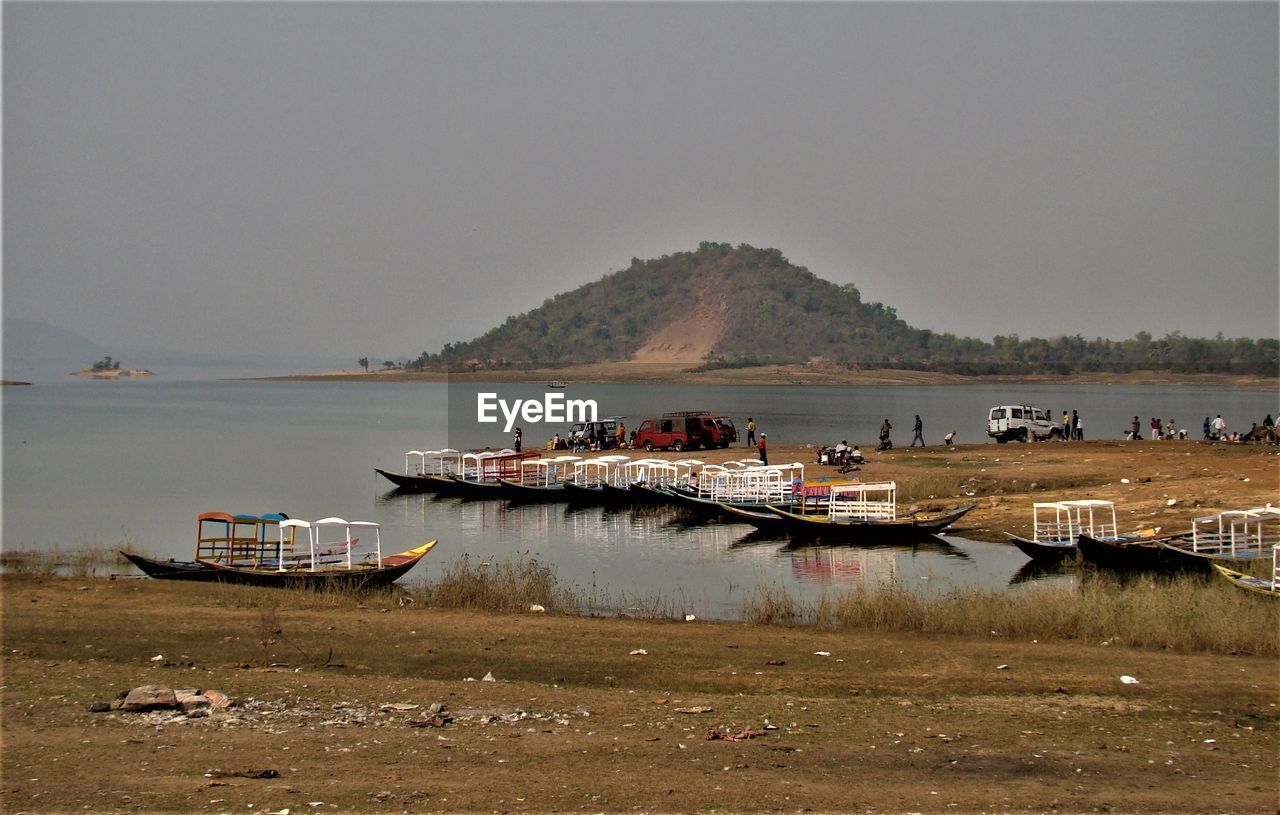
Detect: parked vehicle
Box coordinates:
(568, 418, 623, 448)
(633, 412, 736, 451)
(987, 405, 1059, 443)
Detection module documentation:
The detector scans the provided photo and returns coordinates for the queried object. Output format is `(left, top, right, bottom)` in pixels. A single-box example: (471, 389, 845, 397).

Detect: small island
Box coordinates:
(71, 356, 153, 380)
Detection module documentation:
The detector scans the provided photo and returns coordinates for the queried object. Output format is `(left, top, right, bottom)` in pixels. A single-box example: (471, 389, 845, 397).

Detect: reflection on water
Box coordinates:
(785, 545, 899, 587)
(370, 487, 1067, 614)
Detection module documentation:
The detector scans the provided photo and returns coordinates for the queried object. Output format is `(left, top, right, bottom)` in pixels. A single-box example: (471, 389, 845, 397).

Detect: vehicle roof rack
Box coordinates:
(662, 410, 713, 418)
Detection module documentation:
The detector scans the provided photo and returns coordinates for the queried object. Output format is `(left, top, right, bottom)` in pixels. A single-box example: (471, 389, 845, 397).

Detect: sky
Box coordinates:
(4, 1, 1277, 365)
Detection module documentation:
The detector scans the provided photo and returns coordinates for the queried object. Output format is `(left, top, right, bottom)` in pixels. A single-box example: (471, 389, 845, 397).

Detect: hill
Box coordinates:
(408, 243, 1277, 375)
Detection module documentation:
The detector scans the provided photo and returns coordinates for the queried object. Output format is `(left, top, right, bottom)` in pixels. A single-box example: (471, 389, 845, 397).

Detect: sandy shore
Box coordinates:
(4, 574, 1277, 814)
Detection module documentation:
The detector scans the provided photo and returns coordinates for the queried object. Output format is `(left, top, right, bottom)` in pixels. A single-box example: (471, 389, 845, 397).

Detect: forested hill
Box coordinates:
(407, 243, 1277, 375)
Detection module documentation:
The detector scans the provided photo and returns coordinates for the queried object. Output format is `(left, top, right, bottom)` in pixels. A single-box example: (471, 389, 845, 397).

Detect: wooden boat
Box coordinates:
(765, 503, 974, 540)
(657, 463, 821, 518)
(1076, 533, 1185, 573)
(125, 512, 438, 589)
(1156, 506, 1280, 571)
(761, 481, 974, 541)
(376, 449, 463, 493)
(1007, 499, 1129, 561)
(1212, 546, 1279, 597)
(447, 449, 541, 498)
(563, 456, 633, 505)
(498, 455, 580, 503)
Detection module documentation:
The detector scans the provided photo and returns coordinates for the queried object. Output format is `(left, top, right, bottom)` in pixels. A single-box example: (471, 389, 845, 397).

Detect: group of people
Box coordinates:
(880, 415, 955, 450)
(1058, 410, 1085, 441)
(1124, 413, 1275, 442)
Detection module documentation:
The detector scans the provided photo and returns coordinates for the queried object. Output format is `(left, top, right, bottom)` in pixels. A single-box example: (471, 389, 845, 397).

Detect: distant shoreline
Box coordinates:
(248, 363, 1278, 390)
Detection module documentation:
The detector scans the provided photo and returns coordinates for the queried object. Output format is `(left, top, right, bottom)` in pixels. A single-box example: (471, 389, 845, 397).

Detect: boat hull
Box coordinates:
(443, 476, 507, 499)
(1212, 564, 1279, 597)
(1007, 533, 1077, 561)
(121, 551, 219, 581)
(1077, 534, 1193, 574)
(761, 504, 974, 541)
(375, 468, 459, 494)
(497, 479, 569, 503)
(1155, 539, 1271, 573)
(127, 542, 439, 590)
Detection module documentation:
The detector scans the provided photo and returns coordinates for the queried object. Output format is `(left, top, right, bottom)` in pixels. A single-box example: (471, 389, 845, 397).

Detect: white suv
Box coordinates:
(987, 405, 1059, 443)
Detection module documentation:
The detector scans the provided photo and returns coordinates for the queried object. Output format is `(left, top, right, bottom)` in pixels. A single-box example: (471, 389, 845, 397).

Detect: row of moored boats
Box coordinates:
(1008, 499, 1279, 595)
(375, 448, 975, 541)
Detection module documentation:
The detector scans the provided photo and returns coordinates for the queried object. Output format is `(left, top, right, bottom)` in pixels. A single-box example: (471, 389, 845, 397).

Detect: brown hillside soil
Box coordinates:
(3, 575, 1277, 815)
(628, 283, 728, 364)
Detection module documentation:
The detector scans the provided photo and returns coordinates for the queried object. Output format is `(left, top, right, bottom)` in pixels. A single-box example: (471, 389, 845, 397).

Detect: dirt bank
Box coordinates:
(254, 364, 1278, 389)
(3, 576, 1276, 814)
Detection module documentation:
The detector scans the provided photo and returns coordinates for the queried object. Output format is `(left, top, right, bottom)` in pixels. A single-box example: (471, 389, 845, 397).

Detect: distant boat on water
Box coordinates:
(548, 380, 566, 388)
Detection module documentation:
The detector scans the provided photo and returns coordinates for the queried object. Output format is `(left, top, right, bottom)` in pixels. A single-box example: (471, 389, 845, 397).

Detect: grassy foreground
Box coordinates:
(3, 573, 1277, 814)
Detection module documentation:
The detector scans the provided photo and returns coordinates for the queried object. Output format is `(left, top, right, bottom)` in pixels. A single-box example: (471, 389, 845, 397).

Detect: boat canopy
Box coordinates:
(196, 512, 289, 567)
(1030, 500, 1117, 542)
(827, 481, 897, 521)
(572, 456, 632, 487)
(1192, 505, 1280, 556)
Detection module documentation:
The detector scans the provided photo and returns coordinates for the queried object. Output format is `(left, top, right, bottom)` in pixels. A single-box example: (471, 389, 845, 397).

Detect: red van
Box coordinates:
(633, 412, 737, 451)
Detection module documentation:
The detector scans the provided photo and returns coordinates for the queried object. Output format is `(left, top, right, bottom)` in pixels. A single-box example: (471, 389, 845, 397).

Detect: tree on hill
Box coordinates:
(90, 356, 121, 371)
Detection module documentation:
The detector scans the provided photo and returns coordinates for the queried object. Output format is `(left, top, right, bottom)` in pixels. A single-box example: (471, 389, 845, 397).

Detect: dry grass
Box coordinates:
(409, 553, 581, 613)
(0, 548, 127, 577)
(743, 572, 1279, 656)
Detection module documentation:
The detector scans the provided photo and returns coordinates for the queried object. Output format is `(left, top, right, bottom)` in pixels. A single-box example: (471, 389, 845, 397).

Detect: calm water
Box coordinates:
(3, 379, 1275, 618)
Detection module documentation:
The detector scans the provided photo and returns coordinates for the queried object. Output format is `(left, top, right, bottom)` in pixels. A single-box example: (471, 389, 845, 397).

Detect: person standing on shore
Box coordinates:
(1151, 417, 1162, 441)
(745, 417, 756, 447)
(877, 419, 893, 451)
(1263, 414, 1274, 432)
(1203, 417, 1212, 440)
(514, 427, 522, 453)
(911, 414, 924, 447)
(757, 433, 768, 465)
(1132, 416, 1142, 440)
(1075, 414, 1084, 441)
(1211, 414, 1226, 440)
(1071, 410, 1080, 441)
(1062, 411, 1071, 441)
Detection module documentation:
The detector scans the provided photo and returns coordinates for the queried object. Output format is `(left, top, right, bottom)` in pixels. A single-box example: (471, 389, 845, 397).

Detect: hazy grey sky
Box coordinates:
(5, 2, 1277, 362)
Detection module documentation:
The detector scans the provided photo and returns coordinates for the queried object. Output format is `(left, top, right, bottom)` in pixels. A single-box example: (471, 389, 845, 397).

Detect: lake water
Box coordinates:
(3, 379, 1274, 618)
